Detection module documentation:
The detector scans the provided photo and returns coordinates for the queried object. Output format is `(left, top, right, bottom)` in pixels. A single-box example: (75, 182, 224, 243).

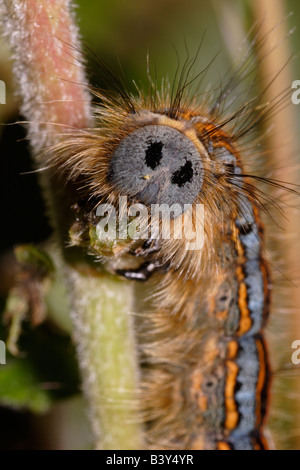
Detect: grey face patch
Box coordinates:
(109, 125, 203, 217)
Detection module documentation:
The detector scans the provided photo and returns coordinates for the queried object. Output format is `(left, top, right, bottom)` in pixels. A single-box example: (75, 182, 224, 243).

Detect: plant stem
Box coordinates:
(0, 0, 143, 449)
(69, 270, 142, 449)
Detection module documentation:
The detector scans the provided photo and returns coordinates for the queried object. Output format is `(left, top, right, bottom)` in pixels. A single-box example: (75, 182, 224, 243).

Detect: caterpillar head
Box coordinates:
(109, 123, 204, 217)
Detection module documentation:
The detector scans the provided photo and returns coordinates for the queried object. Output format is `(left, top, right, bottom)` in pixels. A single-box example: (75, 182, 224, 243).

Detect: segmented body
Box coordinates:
(126, 114, 272, 450)
(54, 95, 274, 449)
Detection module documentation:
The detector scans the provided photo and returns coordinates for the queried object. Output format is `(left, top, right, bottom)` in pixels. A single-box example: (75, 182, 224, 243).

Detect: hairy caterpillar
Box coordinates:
(42, 21, 298, 449)
(0, 0, 299, 450)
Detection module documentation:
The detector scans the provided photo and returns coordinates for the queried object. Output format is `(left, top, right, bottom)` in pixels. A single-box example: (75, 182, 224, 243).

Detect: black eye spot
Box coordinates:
(171, 160, 193, 187)
(145, 141, 163, 170)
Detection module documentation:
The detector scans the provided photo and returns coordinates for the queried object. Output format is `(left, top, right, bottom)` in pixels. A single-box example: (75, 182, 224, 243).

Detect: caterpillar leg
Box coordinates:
(116, 260, 161, 281)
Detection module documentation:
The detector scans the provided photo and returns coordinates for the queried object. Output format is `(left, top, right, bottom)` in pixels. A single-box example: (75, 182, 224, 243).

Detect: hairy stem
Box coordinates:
(0, 0, 143, 449)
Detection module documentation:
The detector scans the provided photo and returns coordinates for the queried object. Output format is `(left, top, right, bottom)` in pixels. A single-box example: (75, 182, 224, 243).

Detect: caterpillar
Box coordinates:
(44, 22, 298, 449)
(1, 0, 299, 450)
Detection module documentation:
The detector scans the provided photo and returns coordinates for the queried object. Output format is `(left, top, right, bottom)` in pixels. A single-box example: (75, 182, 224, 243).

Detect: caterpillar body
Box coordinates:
(49, 54, 279, 448)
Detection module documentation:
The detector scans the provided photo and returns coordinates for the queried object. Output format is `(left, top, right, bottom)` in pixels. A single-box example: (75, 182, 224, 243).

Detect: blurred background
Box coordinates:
(0, 0, 299, 450)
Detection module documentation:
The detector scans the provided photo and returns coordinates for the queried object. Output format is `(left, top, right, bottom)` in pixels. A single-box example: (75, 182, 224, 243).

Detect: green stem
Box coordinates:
(0, 0, 143, 449)
(69, 271, 142, 450)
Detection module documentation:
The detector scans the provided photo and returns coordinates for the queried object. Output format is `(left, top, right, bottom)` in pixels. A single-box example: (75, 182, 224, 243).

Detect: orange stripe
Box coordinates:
(198, 395, 208, 412)
(255, 338, 267, 427)
(224, 342, 239, 432)
(225, 360, 239, 430)
(232, 224, 245, 258)
(235, 265, 252, 335)
(258, 434, 269, 450)
(227, 340, 239, 360)
(260, 260, 270, 322)
(190, 370, 208, 412)
(217, 441, 232, 450)
(253, 441, 262, 450)
(232, 220, 253, 335)
(237, 282, 252, 335)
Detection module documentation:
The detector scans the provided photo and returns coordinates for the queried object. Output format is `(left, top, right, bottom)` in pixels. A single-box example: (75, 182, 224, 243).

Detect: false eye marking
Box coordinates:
(145, 141, 163, 170)
(109, 125, 203, 216)
(171, 160, 193, 187)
